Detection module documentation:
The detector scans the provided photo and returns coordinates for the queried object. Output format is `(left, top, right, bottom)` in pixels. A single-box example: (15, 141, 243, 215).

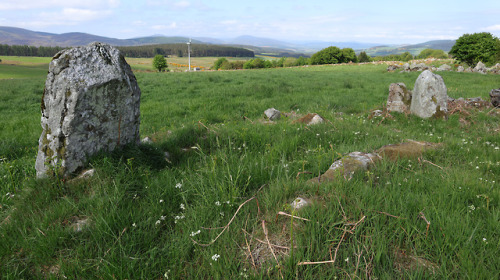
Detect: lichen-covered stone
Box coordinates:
(387, 83, 412, 113)
(410, 70, 448, 119)
(308, 152, 381, 184)
(264, 108, 281, 121)
(36, 42, 141, 178)
(490, 88, 500, 108)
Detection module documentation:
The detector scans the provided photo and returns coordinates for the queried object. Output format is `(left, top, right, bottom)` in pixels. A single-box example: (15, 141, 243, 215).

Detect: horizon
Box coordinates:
(1, 0, 499, 45)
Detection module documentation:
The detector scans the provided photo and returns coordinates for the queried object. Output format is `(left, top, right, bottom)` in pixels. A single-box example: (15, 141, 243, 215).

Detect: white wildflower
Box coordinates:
(155, 220, 161, 225)
(345, 257, 349, 262)
(159, 199, 164, 203)
(180, 203, 185, 210)
(132, 223, 136, 227)
(215, 201, 221, 206)
(190, 230, 201, 237)
(212, 254, 220, 261)
(175, 183, 182, 189)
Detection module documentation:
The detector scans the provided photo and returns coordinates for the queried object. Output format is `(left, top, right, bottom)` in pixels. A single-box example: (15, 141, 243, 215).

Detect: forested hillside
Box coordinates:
(0, 44, 254, 58)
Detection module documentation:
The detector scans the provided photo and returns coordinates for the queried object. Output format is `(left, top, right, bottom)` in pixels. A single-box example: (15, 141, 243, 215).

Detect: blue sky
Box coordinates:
(1, 0, 500, 44)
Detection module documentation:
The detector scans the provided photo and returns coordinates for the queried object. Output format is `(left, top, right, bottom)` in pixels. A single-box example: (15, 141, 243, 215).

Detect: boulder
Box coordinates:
(264, 108, 281, 121)
(464, 67, 473, 73)
(473, 61, 487, 74)
(35, 42, 141, 178)
(291, 197, 309, 210)
(456, 66, 464, 72)
(436, 64, 452, 71)
(387, 83, 412, 113)
(410, 70, 448, 118)
(490, 89, 500, 107)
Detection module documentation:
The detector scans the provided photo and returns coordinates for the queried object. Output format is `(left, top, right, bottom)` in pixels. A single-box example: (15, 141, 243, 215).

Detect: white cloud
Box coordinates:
(220, 20, 237, 25)
(147, 0, 190, 9)
(152, 22, 177, 30)
(0, 0, 120, 10)
(484, 24, 500, 31)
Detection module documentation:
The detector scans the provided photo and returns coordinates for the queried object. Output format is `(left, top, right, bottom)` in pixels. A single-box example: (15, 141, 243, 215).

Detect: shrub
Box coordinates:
(212, 57, 228, 70)
(152, 55, 167, 72)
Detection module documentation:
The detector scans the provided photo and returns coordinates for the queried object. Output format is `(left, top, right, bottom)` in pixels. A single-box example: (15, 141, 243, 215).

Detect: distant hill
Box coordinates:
(364, 40, 456, 56)
(0, 26, 202, 47)
(0, 26, 457, 57)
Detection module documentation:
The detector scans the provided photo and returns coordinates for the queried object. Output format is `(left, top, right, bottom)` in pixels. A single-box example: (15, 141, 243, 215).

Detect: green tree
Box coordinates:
(358, 51, 371, 63)
(449, 32, 500, 66)
(212, 57, 228, 70)
(310, 46, 341, 65)
(152, 55, 167, 72)
(340, 48, 358, 63)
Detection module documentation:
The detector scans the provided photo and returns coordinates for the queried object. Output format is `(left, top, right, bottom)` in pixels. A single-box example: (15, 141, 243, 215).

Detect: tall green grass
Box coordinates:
(0, 62, 499, 279)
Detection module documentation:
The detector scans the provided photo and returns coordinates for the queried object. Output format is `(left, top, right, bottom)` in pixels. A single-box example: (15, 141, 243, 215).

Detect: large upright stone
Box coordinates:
(387, 83, 412, 113)
(410, 70, 448, 118)
(36, 42, 141, 178)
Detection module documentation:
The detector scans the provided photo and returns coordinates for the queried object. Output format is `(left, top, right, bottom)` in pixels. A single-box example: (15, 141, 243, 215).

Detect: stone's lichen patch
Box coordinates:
(393, 247, 439, 275)
(35, 42, 141, 178)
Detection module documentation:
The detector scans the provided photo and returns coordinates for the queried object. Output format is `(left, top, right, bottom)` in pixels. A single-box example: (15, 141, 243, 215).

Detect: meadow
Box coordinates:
(0, 56, 499, 279)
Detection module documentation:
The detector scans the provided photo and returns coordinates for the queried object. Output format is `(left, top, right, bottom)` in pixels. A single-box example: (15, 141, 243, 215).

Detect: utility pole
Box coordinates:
(187, 38, 191, 71)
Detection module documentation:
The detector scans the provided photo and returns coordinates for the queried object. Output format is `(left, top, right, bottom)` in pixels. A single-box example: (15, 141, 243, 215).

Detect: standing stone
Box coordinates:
(36, 42, 141, 178)
(490, 89, 500, 108)
(410, 70, 448, 118)
(387, 83, 412, 113)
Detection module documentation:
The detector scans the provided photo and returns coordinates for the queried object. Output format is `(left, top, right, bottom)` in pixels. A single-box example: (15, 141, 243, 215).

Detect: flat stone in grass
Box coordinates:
(410, 70, 448, 119)
(35, 42, 141, 178)
(376, 140, 441, 161)
(308, 140, 442, 185)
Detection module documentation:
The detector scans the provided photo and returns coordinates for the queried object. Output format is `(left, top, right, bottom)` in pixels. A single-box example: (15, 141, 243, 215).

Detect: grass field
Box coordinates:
(0, 57, 499, 279)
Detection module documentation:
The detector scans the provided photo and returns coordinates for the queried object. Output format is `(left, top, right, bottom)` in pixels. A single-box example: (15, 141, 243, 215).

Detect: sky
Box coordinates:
(1, 0, 500, 44)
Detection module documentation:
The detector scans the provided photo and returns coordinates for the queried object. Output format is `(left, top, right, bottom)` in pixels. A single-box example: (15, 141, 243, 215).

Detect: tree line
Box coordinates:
(212, 56, 309, 70)
(0, 44, 65, 57)
(118, 44, 254, 58)
(0, 43, 254, 58)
